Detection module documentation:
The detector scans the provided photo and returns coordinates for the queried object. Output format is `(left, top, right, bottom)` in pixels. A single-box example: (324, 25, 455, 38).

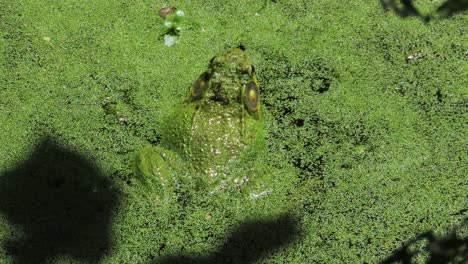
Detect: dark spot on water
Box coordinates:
(341, 163, 350, 169)
(436, 89, 444, 103)
(294, 118, 304, 127)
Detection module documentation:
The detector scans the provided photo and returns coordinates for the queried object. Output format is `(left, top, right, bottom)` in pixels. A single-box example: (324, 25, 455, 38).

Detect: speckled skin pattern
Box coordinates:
(137, 48, 264, 180)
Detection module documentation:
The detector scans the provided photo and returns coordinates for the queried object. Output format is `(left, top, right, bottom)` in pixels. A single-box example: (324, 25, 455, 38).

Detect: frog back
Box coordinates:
(161, 102, 263, 177)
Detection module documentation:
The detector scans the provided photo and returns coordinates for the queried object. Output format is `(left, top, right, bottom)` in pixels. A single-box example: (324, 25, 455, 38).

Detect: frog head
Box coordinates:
(187, 48, 260, 118)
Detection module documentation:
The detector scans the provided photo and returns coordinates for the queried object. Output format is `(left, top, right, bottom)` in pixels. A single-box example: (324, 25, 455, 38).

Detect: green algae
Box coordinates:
(0, 0, 466, 263)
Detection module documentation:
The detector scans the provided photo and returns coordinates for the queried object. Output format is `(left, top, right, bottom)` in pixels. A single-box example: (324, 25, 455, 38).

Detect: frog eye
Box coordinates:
(189, 72, 210, 101)
(243, 81, 259, 116)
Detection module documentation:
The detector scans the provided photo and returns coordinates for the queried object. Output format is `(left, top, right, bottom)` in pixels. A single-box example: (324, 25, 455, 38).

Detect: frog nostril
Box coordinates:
(212, 95, 229, 105)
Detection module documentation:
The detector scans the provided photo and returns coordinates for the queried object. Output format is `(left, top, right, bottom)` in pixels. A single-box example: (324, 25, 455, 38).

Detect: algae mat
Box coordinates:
(0, 0, 466, 263)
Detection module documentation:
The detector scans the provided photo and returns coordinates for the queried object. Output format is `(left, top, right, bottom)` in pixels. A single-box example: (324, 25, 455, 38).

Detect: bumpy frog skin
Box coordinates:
(136, 48, 265, 190)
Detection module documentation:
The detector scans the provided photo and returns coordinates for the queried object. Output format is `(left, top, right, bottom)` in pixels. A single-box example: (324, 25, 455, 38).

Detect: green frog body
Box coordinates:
(136, 48, 265, 191)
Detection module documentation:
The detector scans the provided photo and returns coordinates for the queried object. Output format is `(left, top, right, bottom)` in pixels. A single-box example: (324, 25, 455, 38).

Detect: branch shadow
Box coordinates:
(380, 0, 468, 21)
(381, 0, 422, 18)
(154, 214, 300, 264)
(0, 136, 121, 264)
(381, 217, 468, 264)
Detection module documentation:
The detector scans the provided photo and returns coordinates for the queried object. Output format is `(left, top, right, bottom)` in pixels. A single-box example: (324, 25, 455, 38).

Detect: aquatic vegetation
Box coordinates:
(0, 0, 465, 263)
(162, 9, 185, 47)
(159, 7, 199, 47)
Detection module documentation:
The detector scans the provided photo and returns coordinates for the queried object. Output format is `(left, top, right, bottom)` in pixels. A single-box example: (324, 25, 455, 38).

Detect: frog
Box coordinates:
(135, 48, 266, 193)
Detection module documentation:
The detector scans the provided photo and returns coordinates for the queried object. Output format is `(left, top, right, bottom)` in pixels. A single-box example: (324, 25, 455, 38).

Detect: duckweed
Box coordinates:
(0, 0, 466, 263)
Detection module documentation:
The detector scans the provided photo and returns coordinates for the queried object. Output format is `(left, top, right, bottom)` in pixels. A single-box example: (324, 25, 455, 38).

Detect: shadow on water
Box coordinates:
(381, 217, 468, 264)
(155, 214, 300, 264)
(0, 136, 120, 264)
(380, 0, 468, 21)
